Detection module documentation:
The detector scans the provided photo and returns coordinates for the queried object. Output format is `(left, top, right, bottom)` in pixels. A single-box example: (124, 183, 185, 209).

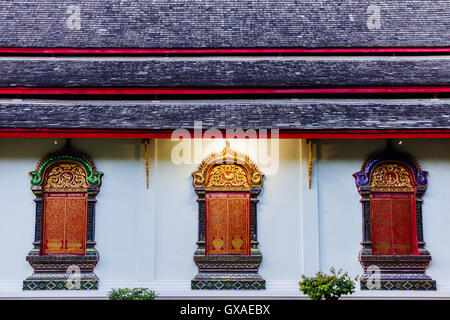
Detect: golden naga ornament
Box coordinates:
(370, 162, 415, 192)
(43, 162, 89, 192)
(192, 142, 264, 191)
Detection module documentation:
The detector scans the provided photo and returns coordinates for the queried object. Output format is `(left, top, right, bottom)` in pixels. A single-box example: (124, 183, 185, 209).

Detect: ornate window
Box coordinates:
(23, 142, 103, 290)
(353, 146, 435, 290)
(191, 143, 265, 290)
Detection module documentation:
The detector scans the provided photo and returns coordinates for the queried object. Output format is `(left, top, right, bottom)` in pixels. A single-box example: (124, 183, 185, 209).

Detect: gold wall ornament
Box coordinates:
(192, 142, 264, 191)
(370, 162, 415, 192)
(308, 139, 313, 189)
(144, 139, 150, 189)
(43, 162, 88, 192)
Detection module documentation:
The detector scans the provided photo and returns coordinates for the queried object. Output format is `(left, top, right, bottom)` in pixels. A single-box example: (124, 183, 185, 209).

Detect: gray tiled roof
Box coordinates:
(1, 2, 448, 132)
(0, 1, 448, 48)
(1, 57, 448, 87)
(1, 99, 449, 130)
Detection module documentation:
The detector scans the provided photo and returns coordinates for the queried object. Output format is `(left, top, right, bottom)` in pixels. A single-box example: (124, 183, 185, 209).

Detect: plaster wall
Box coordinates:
(0, 138, 449, 298)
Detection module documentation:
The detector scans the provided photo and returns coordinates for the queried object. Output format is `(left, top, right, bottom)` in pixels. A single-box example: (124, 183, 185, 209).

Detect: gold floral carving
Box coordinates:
(206, 165, 251, 191)
(43, 162, 88, 192)
(212, 238, 224, 251)
(370, 162, 415, 192)
(232, 236, 244, 250)
(192, 142, 263, 191)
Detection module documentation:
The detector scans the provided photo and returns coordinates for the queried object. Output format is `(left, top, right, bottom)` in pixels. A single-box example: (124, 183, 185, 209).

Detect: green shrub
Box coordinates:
(107, 288, 158, 300)
(299, 268, 357, 300)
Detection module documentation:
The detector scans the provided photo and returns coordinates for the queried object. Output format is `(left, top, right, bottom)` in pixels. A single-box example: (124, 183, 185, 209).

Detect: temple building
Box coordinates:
(0, 1, 449, 298)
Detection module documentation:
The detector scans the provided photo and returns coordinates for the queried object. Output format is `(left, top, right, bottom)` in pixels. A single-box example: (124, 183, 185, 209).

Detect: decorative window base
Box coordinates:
(359, 254, 436, 291)
(360, 276, 436, 291)
(23, 274, 98, 291)
(24, 250, 99, 290)
(192, 274, 265, 290)
(192, 251, 265, 290)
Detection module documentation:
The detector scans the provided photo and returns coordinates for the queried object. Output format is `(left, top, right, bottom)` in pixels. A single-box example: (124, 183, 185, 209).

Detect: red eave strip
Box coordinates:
(2, 129, 450, 139)
(0, 47, 449, 54)
(1, 86, 449, 95)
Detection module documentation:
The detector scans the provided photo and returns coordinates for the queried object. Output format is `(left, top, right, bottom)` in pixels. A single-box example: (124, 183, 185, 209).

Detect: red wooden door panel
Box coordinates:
(370, 197, 393, 255)
(392, 196, 416, 255)
(227, 195, 250, 255)
(205, 192, 250, 255)
(42, 193, 87, 255)
(370, 193, 417, 255)
(43, 194, 66, 254)
(64, 195, 87, 254)
(205, 193, 228, 254)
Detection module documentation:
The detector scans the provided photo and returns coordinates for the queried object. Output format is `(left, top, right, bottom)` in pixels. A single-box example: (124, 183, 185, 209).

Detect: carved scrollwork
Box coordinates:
(206, 165, 250, 191)
(43, 162, 89, 192)
(370, 162, 415, 192)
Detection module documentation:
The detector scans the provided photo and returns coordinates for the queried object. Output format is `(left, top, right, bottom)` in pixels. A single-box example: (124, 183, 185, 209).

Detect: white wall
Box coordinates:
(0, 138, 450, 298)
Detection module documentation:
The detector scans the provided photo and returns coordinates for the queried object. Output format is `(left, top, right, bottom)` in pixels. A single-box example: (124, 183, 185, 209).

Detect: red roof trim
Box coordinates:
(0, 47, 449, 54)
(0, 86, 449, 95)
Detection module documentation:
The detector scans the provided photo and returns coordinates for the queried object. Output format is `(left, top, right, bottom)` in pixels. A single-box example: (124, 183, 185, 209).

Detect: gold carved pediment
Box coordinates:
(43, 162, 88, 192)
(192, 142, 263, 191)
(370, 162, 415, 192)
(205, 164, 251, 191)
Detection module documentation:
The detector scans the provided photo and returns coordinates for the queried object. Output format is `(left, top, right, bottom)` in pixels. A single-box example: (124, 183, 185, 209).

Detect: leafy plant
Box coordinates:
(108, 288, 158, 300)
(299, 268, 358, 300)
